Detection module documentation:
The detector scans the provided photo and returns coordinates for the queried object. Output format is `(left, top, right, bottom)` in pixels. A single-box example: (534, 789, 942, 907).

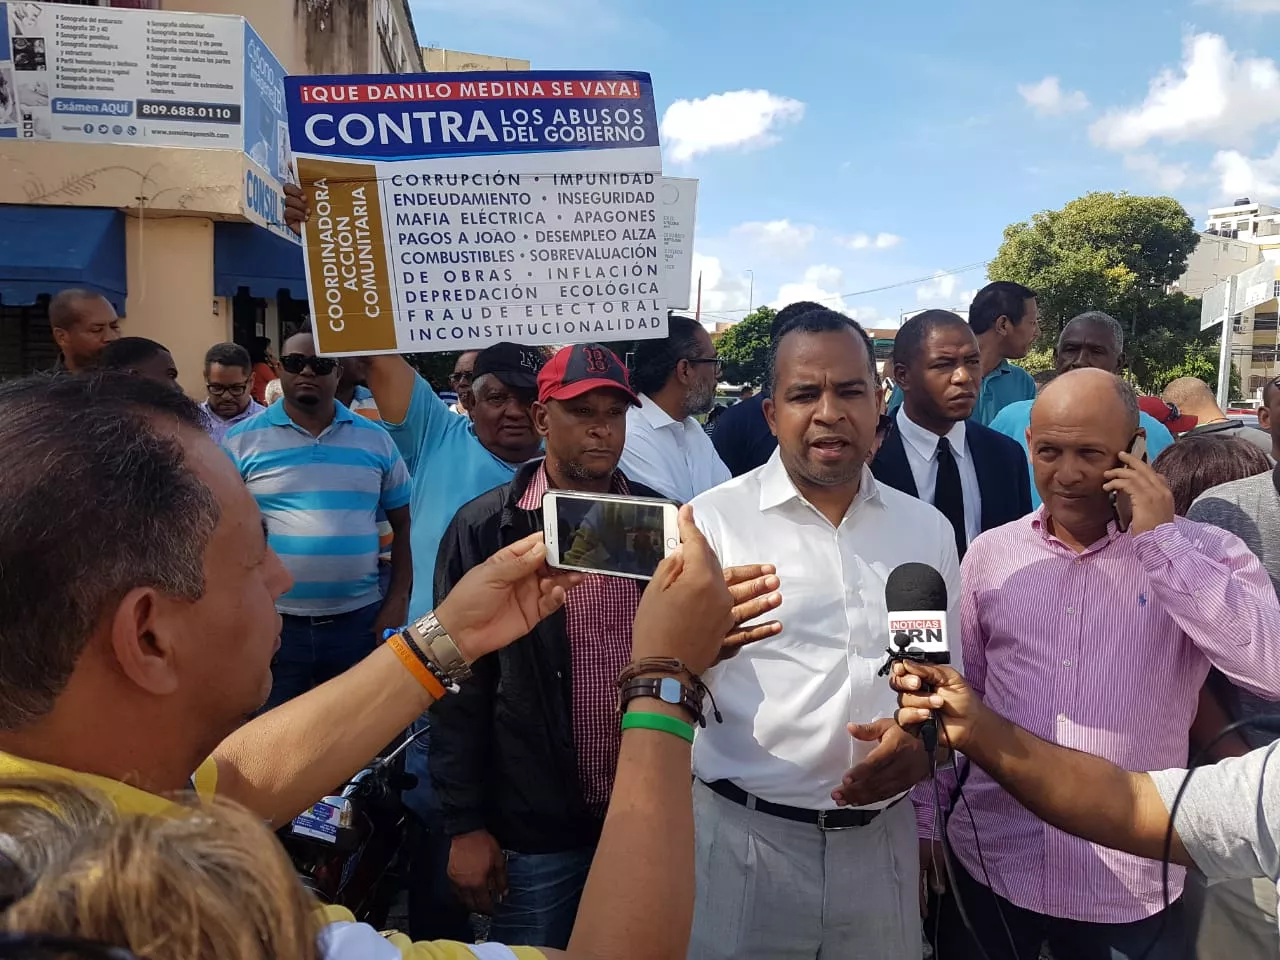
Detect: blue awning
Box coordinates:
(214, 222, 307, 300)
(0, 205, 127, 313)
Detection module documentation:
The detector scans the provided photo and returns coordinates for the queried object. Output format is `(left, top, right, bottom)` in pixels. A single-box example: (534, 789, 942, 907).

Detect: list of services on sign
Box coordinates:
(284, 70, 667, 355)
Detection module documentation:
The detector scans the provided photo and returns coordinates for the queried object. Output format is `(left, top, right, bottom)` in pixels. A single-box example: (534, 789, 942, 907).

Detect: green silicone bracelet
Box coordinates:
(621, 710, 695, 743)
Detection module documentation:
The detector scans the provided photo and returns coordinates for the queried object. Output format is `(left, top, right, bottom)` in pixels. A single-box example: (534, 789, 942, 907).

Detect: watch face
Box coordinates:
(658, 676, 682, 704)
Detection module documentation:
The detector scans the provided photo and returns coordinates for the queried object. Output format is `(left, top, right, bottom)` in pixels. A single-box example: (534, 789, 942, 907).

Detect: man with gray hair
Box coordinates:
(920, 367, 1280, 959)
(988, 310, 1176, 511)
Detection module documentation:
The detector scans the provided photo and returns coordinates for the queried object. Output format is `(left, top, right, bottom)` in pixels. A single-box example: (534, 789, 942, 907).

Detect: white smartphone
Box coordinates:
(542, 491, 680, 581)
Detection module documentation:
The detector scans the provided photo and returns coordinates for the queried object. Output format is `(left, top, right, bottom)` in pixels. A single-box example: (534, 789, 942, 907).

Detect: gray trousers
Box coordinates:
(688, 780, 922, 960)
(1188, 874, 1279, 959)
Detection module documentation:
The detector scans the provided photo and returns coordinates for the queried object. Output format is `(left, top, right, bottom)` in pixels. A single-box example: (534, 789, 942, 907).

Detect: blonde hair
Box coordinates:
(0, 779, 320, 960)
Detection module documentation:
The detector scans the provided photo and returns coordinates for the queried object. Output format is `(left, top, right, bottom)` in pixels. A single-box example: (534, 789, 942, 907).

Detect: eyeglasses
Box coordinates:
(688, 357, 723, 377)
(206, 380, 249, 398)
(279, 354, 338, 376)
(0, 933, 142, 959)
(449, 371, 475, 385)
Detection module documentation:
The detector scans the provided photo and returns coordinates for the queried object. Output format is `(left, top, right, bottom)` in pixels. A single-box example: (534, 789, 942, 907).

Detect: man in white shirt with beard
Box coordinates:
(687, 307, 960, 960)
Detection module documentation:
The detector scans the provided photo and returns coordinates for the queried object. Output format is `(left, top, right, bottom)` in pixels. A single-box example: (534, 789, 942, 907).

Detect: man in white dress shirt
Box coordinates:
(620, 315, 731, 503)
(687, 307, 961, 960)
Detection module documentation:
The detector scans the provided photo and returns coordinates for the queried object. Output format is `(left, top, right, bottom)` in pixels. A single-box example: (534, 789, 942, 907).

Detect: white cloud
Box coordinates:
(771, 265, 849, 313)
(1123, 152, 1193, 191)
(836, 232, 903, 251)
(1203, 0, 1280, 11)
(1090, 34, 1280, 151)
(689, 253, 752, 313)
(916, 271, 960, 303)
(1018, 76, 1090, 116)
(660, 90, 805, 163)
(731, 219, 816, 254)
(1213, 143, 1280, 197)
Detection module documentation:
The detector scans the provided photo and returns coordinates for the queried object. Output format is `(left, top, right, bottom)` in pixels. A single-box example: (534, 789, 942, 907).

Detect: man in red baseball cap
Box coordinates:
(429, 342, 656, 948)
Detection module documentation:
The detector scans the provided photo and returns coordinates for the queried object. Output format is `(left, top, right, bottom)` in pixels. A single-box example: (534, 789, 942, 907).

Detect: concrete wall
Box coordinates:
(124, 216, 226, 394)
(423, 48, 531, 72)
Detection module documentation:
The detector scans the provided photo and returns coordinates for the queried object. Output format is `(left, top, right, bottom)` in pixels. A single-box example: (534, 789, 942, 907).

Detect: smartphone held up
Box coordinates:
(542, 491, 680, 581)
(1109, 433, 1149, 532)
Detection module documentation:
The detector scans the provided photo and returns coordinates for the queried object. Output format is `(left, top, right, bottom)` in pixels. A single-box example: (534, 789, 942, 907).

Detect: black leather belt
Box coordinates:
(704, 779, 890, 830)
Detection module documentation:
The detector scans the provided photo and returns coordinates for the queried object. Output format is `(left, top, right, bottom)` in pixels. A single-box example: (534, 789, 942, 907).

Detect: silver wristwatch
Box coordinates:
(404, 611, 472, 689)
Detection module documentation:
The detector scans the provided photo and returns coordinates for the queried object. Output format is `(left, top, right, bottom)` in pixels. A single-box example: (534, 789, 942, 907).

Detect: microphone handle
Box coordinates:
(917, 674, 939, 755)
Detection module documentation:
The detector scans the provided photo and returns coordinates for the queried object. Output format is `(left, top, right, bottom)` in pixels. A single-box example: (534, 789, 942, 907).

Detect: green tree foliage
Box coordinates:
(989, 192, 1224, 394)
(715, 306, 776, 385)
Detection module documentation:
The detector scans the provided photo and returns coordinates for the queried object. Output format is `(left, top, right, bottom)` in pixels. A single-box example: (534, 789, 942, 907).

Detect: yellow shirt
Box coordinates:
(0, 751, 544, 960)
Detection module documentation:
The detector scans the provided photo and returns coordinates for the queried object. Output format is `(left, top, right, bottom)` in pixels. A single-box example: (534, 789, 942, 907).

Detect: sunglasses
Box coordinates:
(0, 933, 142, 959)
(448, 371, 475, 385)
(688, 357, 723, 377)
(206, 380, 249, 398)
(279, 354, 338, 376)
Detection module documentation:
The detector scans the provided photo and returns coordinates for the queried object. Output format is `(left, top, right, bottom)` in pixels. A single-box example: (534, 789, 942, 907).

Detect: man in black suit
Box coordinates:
(872, 310, 1031, 557)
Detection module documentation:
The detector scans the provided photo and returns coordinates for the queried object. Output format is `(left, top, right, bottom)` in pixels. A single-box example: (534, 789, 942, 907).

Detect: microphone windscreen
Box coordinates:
(885, 562, 947, 612)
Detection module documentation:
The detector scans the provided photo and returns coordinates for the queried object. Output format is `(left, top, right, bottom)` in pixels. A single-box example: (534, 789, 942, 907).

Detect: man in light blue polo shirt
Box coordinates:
(989, 310, 1174, 511)
(222, 330, 412, 708)
(367, 343, 545, 623)
(890, 281, 1040, 425)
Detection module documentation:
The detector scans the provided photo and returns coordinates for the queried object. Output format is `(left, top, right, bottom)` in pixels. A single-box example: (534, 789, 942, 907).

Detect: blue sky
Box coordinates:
(409, 0, 1280, 328)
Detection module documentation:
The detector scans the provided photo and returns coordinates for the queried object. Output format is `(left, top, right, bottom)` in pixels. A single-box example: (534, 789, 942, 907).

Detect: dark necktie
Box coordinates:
(934, 436, 967, 560)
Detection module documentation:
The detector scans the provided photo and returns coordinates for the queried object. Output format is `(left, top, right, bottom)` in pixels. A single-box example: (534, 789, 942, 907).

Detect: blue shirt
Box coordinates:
(222, 401, 412, 617)
(889, 359, 1037, 427)
(987, 399, 1176, 510)
(383, 375, 524, 621)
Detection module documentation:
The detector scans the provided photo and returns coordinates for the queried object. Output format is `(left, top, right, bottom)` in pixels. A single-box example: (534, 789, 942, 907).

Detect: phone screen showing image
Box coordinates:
(554, 496, 670, 579)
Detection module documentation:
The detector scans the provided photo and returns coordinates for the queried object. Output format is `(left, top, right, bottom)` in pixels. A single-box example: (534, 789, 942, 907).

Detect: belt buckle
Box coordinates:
(816, 810, 854, 832)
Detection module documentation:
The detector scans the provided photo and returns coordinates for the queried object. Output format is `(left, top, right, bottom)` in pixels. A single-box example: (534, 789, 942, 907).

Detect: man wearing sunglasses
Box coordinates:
(200, 343, 264, 445)
(222, 329, 413, 708)
(449, 350, 481, 417)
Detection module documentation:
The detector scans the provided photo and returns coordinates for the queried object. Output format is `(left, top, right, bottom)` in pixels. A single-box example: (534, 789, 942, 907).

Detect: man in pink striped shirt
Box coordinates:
(923, 368, 1280, 959)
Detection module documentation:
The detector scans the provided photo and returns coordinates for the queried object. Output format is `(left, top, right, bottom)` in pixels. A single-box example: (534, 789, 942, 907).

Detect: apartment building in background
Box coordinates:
(1187, 198, 1280, 397)
(422, 47, 530, 72)
(0, 0, 421, 393)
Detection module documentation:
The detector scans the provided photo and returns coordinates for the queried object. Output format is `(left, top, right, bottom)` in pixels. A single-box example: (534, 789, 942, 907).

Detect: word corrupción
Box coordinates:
(302, 108, 649, 149)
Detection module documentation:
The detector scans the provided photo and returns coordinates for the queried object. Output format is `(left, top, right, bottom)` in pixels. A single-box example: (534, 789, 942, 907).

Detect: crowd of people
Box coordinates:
(0, 189, 1277, 960)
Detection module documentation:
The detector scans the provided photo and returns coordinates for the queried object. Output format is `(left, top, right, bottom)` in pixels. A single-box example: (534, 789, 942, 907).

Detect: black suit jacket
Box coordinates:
(871, 418, 1032, 535)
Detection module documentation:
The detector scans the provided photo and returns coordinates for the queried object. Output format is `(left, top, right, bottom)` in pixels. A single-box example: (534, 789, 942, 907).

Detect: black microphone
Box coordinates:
(885, 563, 949, 754)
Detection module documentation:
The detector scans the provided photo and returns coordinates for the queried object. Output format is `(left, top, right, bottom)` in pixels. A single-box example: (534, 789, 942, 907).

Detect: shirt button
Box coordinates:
(1057, 714, 1068, 724)
(1063, 659, 1073, 667)
(1066, 607, 1074, 615)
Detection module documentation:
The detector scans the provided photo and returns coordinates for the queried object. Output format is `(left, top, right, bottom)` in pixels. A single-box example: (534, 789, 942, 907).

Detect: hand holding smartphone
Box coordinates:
(1110, 433, 1149, 532)
(542, 491, 681, 581)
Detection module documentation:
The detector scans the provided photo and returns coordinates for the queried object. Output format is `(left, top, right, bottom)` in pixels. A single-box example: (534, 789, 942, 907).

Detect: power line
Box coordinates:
(699, 260, 991, 318)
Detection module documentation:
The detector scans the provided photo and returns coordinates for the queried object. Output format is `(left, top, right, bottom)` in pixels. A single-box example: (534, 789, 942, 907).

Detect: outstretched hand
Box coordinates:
(435, 532, 582, 662)
(719, 564, 782, 661)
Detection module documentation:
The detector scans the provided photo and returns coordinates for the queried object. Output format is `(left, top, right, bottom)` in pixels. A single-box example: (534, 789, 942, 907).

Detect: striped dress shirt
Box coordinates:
(222, 401, 411, 617)
(916, 510, 1280, 923)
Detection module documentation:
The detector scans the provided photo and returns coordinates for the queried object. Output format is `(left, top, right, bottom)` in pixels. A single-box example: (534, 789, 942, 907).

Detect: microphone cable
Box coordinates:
(1134, 714, 1280, 960)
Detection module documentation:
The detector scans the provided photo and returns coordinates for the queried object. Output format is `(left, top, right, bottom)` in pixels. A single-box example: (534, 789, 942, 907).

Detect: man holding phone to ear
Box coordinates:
(917, 367, 1280, 960)
(428, 343, 783, 950)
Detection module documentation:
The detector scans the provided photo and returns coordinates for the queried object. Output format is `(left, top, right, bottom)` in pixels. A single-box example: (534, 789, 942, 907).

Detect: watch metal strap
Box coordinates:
(405, 611, 473, 687)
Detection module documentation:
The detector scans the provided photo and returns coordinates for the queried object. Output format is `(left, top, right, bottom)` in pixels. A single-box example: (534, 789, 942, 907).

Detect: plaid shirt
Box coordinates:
(519, 464, 642, 813)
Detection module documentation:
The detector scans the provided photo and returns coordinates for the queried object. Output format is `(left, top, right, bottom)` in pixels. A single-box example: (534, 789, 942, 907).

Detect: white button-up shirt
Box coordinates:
(895, 407, 983, 546)
(620, 394, 731, 503)
(689, 452, 962, 810)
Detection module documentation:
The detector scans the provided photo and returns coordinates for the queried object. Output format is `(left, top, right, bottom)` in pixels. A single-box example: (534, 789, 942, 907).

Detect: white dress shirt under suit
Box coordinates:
(619, 394, 730, 504)
(895, 406, 983, 547)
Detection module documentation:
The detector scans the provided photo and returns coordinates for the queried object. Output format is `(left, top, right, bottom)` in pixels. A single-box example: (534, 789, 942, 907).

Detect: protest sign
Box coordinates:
(284, 70, 668, 356)
(661, 177, 697, 310)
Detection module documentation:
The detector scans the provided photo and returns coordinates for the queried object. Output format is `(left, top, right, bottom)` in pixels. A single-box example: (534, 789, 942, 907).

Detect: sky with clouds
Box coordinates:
(410, 0, 1280, 329)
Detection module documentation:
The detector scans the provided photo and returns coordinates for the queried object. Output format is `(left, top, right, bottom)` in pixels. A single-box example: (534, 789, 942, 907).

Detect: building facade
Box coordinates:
(0, 0, 421, 392)
(1199, 199, 1280, 397)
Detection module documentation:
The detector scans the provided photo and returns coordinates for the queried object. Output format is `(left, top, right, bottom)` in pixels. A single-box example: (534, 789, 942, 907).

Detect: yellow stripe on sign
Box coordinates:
(298, 157, 397, 355)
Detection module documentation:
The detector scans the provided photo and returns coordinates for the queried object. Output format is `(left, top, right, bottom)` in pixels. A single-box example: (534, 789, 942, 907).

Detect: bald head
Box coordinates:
(1162, 376, 1221, 420)
(1035, 368, 1140, 435)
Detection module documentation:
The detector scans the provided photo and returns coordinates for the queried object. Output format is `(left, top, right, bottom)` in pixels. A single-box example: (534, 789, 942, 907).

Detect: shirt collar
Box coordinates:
(0, 750, 183, 817)
(1029, 504, 1122, 554)
(986, 359, 1014, 381)
(264, 399, 354, 430)
(200, 399, 264, 424)
(757, 449, 883, 515)
(637, 393, 683, 430)
(895, 407, 968, 461)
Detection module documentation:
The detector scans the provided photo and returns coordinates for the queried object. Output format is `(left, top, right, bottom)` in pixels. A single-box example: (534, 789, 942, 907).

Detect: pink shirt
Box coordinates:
(917, 510, 1280, 923)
